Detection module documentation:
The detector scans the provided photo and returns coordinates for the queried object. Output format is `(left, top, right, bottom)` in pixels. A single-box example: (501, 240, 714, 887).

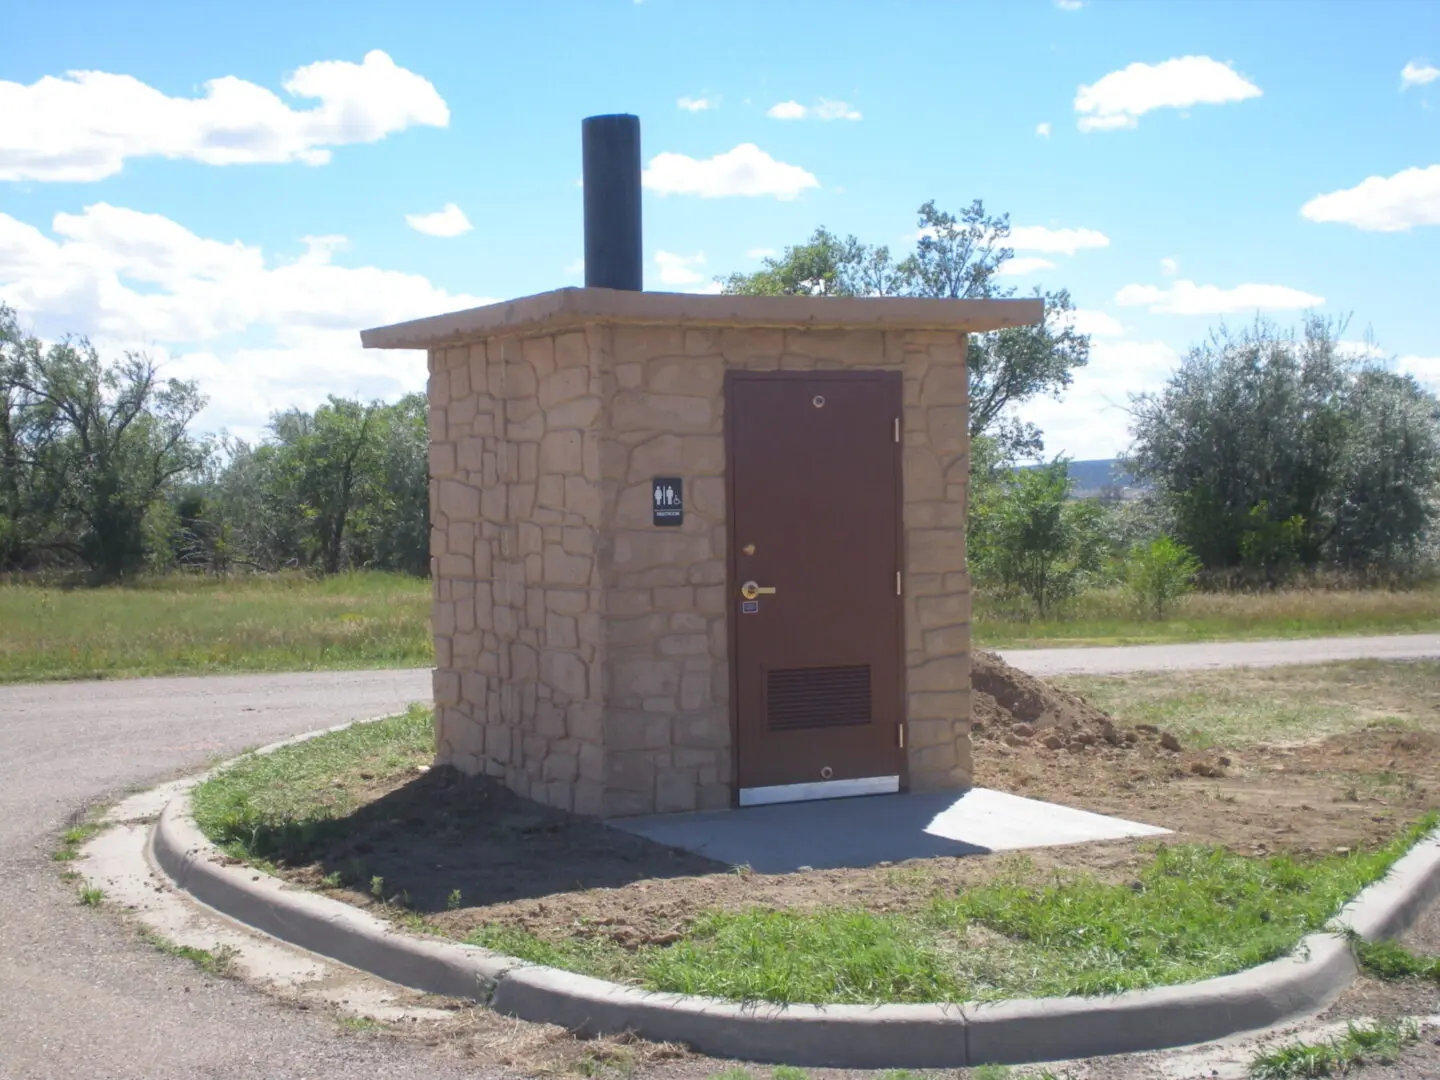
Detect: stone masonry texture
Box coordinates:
(427, 321, 972, 817)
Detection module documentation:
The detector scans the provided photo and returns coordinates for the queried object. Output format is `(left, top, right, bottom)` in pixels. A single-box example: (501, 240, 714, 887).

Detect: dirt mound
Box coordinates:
(970, 650, 1224, 773)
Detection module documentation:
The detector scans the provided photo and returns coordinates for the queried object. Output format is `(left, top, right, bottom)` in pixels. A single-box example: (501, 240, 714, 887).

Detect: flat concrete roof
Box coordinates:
(360, 287, 1045, 350)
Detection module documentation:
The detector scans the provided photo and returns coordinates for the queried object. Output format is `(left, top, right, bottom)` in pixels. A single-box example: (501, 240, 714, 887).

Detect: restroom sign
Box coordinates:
(652, 477, 683, 526)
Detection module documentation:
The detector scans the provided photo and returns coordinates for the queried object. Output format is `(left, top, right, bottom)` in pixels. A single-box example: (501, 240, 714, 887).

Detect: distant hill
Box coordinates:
(1018, 458, 1148, 500)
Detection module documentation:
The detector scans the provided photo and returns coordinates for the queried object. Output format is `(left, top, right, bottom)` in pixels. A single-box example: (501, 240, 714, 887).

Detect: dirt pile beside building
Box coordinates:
(970, 650, 1226, 776)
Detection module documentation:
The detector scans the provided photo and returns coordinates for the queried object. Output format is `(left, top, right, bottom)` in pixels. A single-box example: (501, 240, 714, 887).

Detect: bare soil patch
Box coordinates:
(259, 653, 1440, 951)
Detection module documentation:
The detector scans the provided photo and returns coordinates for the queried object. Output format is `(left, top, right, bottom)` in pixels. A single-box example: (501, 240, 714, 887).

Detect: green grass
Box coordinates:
(1058, 660, 1440, 750)
(78, 884, 104, 906)
(468, 815, 1437, 1006)
(137, 927, 240, 976)
(1352, 937, 1440, 982)
(2, 571, 1437, 685)
(52, 819, 104, 862)
(1249, 1019, 1418, 1078)
(190, 705, 432, 864)
(337, 1015, 385, 1033)
(0, 571, 431, 683)
(974, 585, 1440, 649)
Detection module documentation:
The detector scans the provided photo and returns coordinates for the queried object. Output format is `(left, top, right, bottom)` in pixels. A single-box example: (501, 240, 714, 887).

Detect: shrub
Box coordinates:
(1125, 535, 1201, 619)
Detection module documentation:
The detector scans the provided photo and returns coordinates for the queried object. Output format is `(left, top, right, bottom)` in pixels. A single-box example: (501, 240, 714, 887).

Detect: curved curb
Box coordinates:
(151, 788, 1440, 1069)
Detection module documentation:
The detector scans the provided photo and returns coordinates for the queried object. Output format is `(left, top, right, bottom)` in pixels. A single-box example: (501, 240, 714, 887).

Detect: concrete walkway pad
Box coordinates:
(612, 788, 1170, 873)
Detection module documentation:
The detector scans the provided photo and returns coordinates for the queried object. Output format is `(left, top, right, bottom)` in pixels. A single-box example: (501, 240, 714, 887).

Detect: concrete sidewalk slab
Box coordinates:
(611, 787, 1170, 872)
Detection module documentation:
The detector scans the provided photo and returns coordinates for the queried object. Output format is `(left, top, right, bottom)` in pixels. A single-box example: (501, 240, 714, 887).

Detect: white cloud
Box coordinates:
(1402, 61, 1440, 88)
(766, 99, 861, 121)
(1036, 122, 1052, 137)
(814, 99, 862, 121)
(0, 203, 490, 438)
(1160, 256, 1179, 277)
(767, 100, 808, 120)
(404, 202, 472, 238)
(1301, 165, 1440, 232)
(1008, 225, 1110, 254)
(1115, 279, 1323, 315)
(0, 50, 448, 182)
(997, 257, 1056, 277)
(563, 258, 584, 277)
(913, 223, 1109, 256)
(1074, 55, 1261, 132)
(1056, 0, 1085, 9)
(677, 96, 715, 112)
(1020, 339, 1180, 459)
(1337, 339, 1386, 360)
(655, 250, 707, 286)
(642, 143, 820, 199)
(746, 247, 777, 259)
(1063, 309, 1127, 337)
(1397, 355, 1440, 392)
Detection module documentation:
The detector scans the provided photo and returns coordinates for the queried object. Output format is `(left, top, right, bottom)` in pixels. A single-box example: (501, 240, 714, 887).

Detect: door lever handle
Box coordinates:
(740, 581, 777, 600)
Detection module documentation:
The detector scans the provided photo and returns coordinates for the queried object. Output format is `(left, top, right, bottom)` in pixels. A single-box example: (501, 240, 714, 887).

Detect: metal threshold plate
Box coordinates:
(738, 775, 900, 807)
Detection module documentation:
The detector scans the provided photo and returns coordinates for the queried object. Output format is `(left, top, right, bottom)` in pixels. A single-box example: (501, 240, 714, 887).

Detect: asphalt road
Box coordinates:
(998, 632, 1440, 675)
(0, 669, 474, 1080)
(1, 635, 1437, 1078)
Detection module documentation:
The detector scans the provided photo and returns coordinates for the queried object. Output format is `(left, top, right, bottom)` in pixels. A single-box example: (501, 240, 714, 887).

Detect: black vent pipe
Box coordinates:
(582, 114, 643, 291)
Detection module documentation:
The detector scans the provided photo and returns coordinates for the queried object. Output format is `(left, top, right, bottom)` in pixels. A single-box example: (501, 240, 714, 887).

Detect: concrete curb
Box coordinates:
(151, 785, 1440, 1068)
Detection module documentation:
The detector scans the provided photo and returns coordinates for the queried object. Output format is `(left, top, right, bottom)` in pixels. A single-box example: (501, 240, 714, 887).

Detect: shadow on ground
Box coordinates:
(257, 767, 726, 914)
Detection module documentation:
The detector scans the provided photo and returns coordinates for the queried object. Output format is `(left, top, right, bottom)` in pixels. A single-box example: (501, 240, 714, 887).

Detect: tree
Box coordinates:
(718, 228, 873, 297)
(969, 459, 1105, 616)
(264, 398, 382, 575)
(1128, 315, 1440, 581)
(187, 395, 430, 576)
(359, 392, 430, 576)
(719, 200, 1090, 461)
(0, 305, 208, 579)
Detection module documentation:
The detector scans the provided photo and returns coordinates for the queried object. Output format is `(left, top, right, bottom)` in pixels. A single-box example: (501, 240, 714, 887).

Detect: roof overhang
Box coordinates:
(360, 287, 1045, 350)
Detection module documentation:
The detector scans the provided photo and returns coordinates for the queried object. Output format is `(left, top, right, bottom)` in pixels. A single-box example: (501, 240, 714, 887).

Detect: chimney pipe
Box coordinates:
(582, 114, 643, 292)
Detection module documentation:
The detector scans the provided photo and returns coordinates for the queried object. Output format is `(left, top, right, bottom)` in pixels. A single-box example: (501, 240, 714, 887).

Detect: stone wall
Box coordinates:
(427, 329, 610, 816)
(427, 319, 973, 818)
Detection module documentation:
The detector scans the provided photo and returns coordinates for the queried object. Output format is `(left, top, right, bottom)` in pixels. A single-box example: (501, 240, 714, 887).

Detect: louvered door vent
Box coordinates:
(766, 665, 872, 730)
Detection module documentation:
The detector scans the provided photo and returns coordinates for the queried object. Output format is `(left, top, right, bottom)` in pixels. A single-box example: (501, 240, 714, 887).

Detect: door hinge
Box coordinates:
(896, 571, 902, 595)
(898, 723, 906, 748)
(894, 417, 900, 443)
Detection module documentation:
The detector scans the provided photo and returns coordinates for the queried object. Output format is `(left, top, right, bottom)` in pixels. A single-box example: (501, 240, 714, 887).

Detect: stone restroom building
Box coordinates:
(363, 288, 1041, 817)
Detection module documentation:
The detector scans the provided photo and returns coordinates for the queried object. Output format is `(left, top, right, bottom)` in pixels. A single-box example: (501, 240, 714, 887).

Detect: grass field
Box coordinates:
(1059, 659, 1440, 750)
(0, 572, 431, 683)
(973, 584, 1440, 648)
(2, 572, 1438, 684)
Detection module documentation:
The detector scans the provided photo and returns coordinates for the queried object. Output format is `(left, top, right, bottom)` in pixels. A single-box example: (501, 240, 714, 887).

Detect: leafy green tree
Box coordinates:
(718, 228, 873, 297)
(262, 398, 382, 575)
(720, 201, 1089, 460)
(1129, 315, 1440, 581)
(356, 393, 429, 576)
(0, 305, 43, 569)
(0, 305, 207, 579)
(1125, 536, 1202, 619)
(1329, 369, 1440, 576)
(187, 394, 429, 576)
(970, 459, 1105, 615)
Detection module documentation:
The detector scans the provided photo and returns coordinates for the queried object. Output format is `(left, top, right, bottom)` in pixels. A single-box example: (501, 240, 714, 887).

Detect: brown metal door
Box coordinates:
(727, 370, 904, 798)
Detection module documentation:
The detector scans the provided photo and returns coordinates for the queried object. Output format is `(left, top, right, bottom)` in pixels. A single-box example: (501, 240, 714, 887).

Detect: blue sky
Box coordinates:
(2, 0, 1437, 459)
